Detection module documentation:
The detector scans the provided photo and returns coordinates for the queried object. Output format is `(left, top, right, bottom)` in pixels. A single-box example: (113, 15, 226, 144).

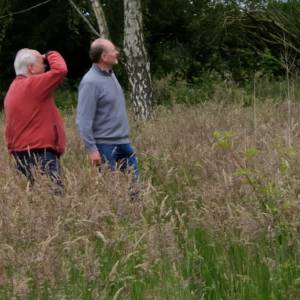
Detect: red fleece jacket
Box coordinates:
(4, 51, 68, 155)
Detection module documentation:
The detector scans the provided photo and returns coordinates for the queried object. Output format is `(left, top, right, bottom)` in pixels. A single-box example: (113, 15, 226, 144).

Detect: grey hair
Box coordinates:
(14, 48, 36, 75)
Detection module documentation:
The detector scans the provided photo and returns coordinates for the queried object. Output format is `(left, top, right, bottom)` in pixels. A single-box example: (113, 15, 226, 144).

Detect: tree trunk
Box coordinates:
(89, 0, 110, 38)
(123, 0, 153, 120)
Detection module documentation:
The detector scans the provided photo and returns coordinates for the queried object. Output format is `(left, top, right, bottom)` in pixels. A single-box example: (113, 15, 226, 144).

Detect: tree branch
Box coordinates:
(68, 0, 100, 37)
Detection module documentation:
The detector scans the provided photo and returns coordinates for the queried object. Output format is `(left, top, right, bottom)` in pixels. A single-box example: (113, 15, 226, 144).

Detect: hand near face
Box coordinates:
(28, 51, 47, 75)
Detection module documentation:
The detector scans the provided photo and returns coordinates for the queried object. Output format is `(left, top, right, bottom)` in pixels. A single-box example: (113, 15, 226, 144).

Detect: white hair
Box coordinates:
(14, 48, 36, 76)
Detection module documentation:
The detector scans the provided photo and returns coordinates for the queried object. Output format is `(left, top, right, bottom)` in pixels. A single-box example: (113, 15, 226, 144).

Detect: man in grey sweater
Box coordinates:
(76, 38, 139, 182)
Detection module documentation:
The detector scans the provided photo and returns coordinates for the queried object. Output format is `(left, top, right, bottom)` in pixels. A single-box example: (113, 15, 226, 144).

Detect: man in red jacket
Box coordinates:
(4, 48, 68, 192)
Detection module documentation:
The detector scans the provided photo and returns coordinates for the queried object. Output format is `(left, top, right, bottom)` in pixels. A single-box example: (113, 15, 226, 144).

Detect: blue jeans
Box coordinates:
(12, 148, 63, 187)
(96, 143, 139, 180)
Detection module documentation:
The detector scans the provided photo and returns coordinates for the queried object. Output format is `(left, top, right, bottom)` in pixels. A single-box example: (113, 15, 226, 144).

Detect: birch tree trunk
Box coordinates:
(123, 0, 153, 120)
(89, 0, 109, 38)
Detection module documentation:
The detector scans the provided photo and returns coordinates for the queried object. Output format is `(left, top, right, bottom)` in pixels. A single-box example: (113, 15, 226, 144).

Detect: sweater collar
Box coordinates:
(92, 64, 112, 76)
(16, 75, 27, 79)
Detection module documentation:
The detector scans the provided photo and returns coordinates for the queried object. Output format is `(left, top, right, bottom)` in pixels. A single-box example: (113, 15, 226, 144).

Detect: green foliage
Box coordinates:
(0, 1, 11, 51)
(183, 227, 300, 299)
(153, 72, 229, 106)
(213, 130, 234, 150)
(1, 0, 300, 106)
(213, 129, 300, 219)
(54, 79, 78, 112)
(244, 147, 259, 158)
(146, 0, 300, 84)
(153, 69, 300, 108)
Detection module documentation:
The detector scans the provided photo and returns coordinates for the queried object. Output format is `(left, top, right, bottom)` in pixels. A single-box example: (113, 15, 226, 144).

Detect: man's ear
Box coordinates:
(100, 52, 106, 62)
(27, 64, 34, 74)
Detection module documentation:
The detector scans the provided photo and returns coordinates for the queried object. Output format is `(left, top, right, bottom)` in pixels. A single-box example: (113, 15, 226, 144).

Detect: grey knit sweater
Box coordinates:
(76, 64, 130, 153)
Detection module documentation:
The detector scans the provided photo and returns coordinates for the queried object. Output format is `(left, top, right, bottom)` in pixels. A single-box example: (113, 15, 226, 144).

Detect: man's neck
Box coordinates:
(96, 62, 112, 72)
(17, 73, 29, 78)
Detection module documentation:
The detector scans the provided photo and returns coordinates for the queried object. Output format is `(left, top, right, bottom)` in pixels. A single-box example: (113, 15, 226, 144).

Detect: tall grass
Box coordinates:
(1, 100, 300, 299)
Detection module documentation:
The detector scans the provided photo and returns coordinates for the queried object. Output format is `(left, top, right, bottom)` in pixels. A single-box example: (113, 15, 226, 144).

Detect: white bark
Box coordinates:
(123, 0, 153, 120)
(90, 0, 109, 38)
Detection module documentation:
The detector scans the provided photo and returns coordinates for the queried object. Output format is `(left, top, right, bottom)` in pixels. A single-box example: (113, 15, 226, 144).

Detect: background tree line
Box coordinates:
(0, 0, 300, 107)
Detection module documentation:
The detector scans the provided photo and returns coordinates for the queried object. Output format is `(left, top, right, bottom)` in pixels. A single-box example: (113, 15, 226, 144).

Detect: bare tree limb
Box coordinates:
(68, 0, 100, 37)
(89, 0, 109, 38)
(0, 0, 52, 19)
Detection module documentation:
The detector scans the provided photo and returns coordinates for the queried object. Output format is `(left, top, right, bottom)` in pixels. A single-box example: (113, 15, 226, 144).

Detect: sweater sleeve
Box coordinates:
(76, 81, 99, 153)
(29, 51, 68, 98)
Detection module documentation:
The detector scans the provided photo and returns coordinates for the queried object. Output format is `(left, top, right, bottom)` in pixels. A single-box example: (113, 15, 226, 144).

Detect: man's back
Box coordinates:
(5, 51, 67, 154)
(4, 49, 68, 191)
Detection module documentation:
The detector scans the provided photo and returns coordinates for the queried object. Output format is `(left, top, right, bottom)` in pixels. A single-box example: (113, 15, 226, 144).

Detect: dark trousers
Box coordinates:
(12, 148, 63, 188)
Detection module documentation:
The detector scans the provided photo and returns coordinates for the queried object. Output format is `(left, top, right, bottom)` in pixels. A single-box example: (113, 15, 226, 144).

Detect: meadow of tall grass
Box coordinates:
(1, 96, 300, 299)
